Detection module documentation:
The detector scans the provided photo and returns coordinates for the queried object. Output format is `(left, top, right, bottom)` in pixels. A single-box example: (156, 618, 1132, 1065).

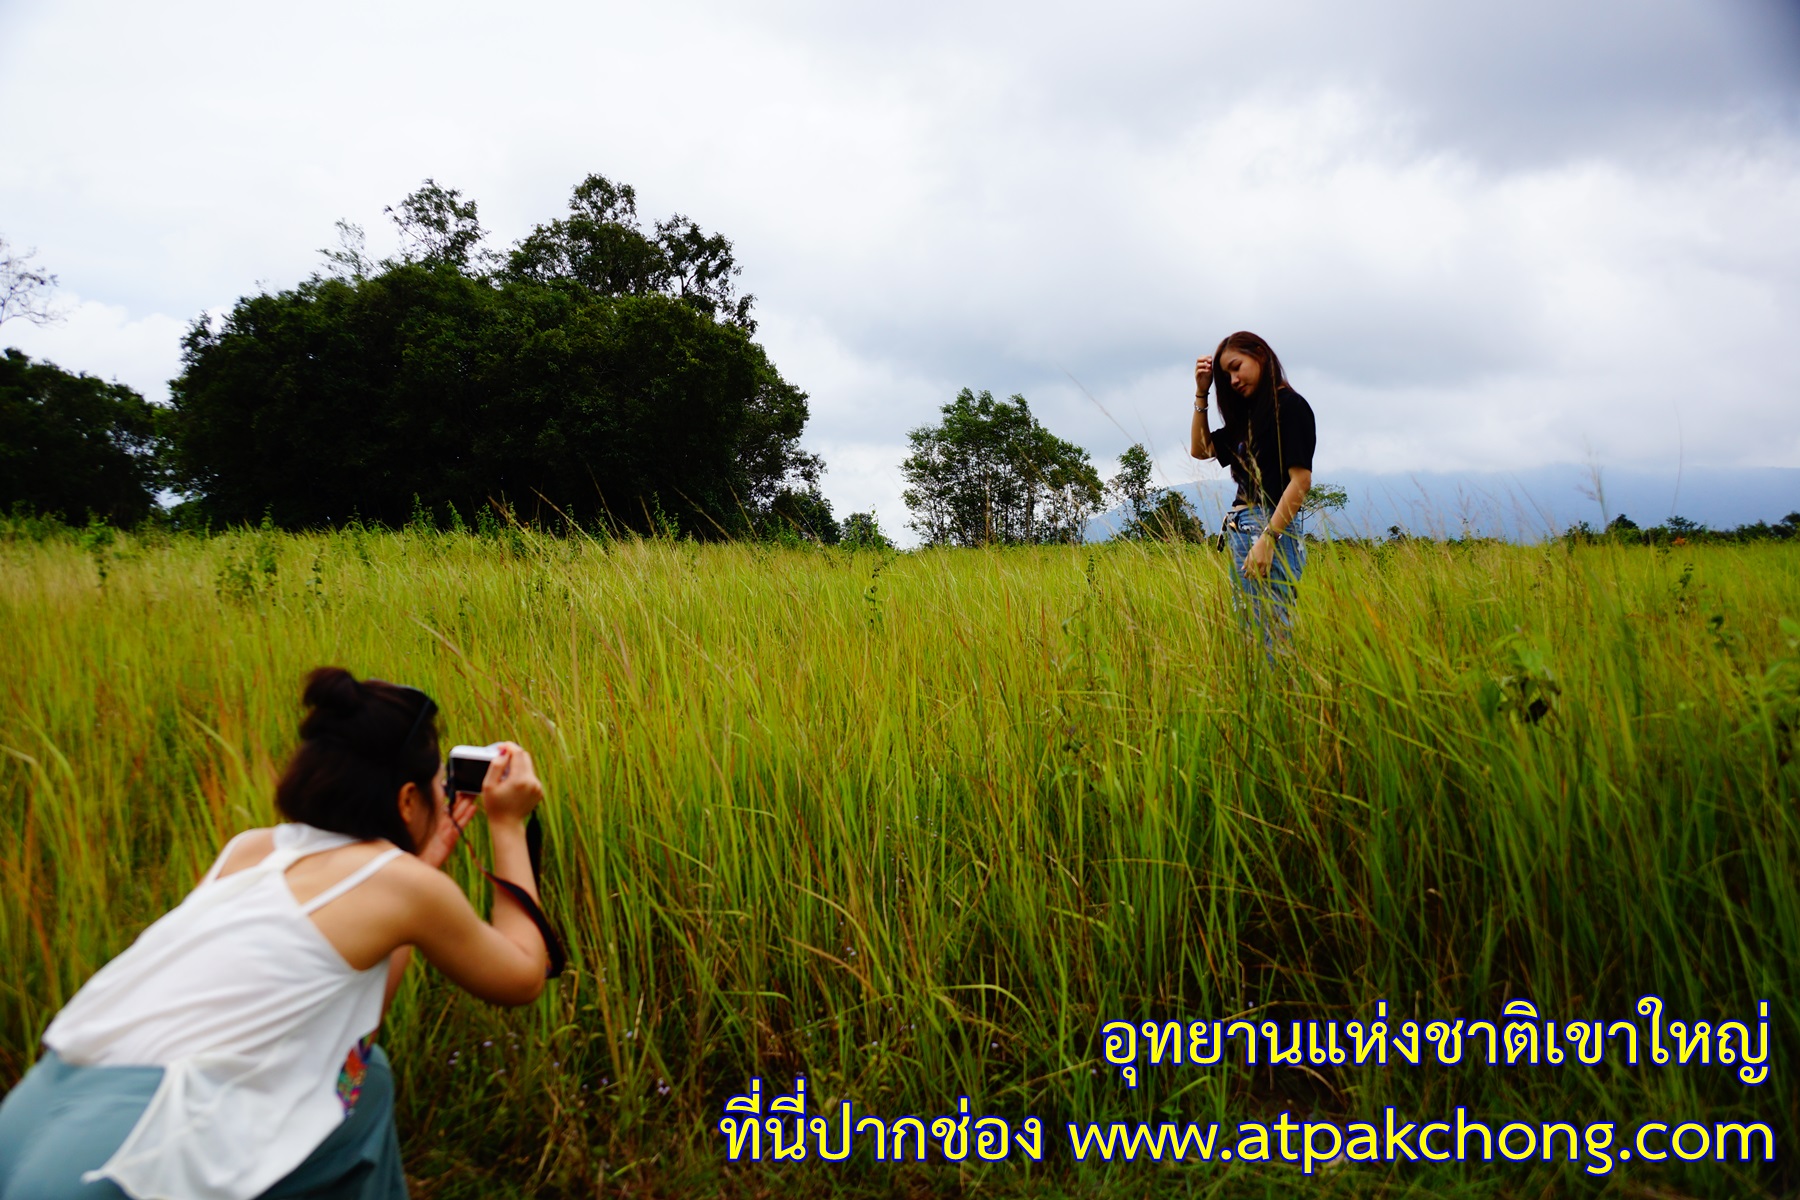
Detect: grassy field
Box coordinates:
(1, 521, 1796, 1198)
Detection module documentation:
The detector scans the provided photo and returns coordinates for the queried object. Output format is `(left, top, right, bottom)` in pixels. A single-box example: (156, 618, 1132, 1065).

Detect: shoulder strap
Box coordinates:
(299, 848, 406, 914)
(483, 866, 568, 979)
(201, 830, 253, 885)
(443, 810, 567, 980)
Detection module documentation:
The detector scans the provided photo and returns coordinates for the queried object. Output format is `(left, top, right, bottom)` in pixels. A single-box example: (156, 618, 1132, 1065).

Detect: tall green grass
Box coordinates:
(2, 522, 1796, 1197)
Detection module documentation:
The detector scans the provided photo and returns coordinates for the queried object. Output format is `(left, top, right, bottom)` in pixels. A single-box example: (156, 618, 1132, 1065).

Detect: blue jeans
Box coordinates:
(0, 1047, 407, 1199)
(1224, 506, 1306, 644)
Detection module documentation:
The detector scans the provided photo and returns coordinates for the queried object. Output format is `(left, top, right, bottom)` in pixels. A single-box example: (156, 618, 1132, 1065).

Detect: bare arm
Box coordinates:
(479, 813, 548, 976)
(377, 791, 475, 1020)
(1241, 466, 1312, 578)
(405, 743, 551, 1006)
(405, 863, 547, 1006)
(381, 948, 412, 1017)
(1268, 466, 1312, 536)
(1189, 355, 1216, 459)
(382, 757, 549, 1013)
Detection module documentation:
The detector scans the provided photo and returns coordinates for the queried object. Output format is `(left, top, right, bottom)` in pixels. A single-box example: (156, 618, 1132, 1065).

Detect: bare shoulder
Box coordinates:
(365, 852, 474, 910)
(377, 850, 448, 885)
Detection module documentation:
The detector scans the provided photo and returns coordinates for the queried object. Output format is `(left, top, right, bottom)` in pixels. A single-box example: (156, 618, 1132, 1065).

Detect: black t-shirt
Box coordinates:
(1213, 386, 1316, 510)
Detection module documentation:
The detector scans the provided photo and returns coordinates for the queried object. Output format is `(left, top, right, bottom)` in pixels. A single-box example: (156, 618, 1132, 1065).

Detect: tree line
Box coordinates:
(1560, 512, 1800, 546)
(3, 184, 1185, 550)
(7, 197, 1792, 549)
(4, 178, 848, 540)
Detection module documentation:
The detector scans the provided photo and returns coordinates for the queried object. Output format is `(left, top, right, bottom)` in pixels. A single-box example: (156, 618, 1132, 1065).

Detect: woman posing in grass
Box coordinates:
(1189, 331, 1316, 638)
(0, 668, 551, 1200)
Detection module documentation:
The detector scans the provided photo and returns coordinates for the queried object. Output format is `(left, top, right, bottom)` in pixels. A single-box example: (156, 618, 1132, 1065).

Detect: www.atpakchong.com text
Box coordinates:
(720, 1095, 1774, 1175)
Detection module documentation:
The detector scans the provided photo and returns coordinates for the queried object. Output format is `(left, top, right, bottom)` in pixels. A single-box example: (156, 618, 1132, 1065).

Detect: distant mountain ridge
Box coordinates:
(1088, 465, 1800, 541)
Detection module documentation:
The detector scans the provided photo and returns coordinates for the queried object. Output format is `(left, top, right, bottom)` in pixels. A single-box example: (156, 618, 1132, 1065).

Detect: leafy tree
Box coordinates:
(901, 389, 1102, 547)
(1133, 489, 1210, 542)
(0, 349, 164, 523)
(839, 510, 894, 551)
(1107, 443, 1155, 529)
(385, 179, 490, 271)
(168, 179, 817, 535)
(1104, 443, 1332, 544)
(0, 237, 62, 327)
(318, 220, 374, 281)
(504, 174, 755, 330)
(1303, 481, 1349, 516)
(1104, 443, 1200, 542)
(763, 485, 839, 544)
(1562, 519, 1598, 544)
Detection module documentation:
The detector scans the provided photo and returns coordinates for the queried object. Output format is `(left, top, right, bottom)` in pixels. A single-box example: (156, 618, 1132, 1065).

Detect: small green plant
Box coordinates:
(78, 513, 115, 588)
(1473, 629, 1560, 725)
(344, 512, 373, 565)
(408, 493, 437, 537)
(646, 495, 680, 542)
(254, 512, 279, 584)
(500, 513, 529, 560)
(1, 503, 68, 544)
(1708, 611, 1743, 654)
(214, 513, 280, 604)
(862, 553, 893, 631)
(1672, 560, 1698, 615)
(213, 551, 258, 604)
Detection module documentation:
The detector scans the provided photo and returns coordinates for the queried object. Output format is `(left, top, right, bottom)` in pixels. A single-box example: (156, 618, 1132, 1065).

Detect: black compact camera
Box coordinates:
(447, 743, 503, 795)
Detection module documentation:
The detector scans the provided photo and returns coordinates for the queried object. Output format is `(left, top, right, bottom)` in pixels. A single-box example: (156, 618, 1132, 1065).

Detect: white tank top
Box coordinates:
(42, 823, 406, 1200)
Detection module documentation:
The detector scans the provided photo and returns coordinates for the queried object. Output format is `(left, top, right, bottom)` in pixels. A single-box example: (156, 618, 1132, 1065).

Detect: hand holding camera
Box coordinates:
(419, 793, 478, 870)
(448, 742, 543, 827)
(445, 741, 563, 976)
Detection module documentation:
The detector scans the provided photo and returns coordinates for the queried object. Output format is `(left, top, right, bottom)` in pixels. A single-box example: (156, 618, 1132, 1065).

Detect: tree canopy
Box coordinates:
(503, 176, 755, 332)
(1104, 442, 1208, 542)
(168, 176, 818, 535)
(0, 349, 164, 524)
(900, 389, 1102, 546)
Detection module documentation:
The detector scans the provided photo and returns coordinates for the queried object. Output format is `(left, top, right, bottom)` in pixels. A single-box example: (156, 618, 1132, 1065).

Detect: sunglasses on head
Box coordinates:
(390, 685, 438, 755)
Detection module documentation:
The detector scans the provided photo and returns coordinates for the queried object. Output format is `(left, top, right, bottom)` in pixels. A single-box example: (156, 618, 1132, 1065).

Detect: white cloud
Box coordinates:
(0, 296, 188, 403)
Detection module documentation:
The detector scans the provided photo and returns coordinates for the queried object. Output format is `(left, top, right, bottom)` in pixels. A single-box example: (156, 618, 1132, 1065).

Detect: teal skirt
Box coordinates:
(0, 1047, 407, 1199)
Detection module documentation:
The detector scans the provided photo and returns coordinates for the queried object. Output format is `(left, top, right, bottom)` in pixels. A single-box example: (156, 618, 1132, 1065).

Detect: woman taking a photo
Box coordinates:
(1189, 331, 1316, 638)
(0, 668, 553, 1200)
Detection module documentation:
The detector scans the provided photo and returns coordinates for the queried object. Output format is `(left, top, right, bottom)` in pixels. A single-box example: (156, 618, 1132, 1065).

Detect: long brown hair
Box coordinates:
(1209, 330, 1288, 438)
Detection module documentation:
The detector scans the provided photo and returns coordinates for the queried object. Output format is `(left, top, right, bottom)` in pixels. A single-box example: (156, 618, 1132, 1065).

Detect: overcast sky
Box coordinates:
(3, 0, 1797, 539)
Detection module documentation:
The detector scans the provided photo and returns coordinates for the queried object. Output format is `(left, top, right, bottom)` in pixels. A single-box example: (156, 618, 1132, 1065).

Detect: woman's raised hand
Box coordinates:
(420, 794, 478, 869)
(479, 743, 543, 826)
(1194, 355, 1214, 398)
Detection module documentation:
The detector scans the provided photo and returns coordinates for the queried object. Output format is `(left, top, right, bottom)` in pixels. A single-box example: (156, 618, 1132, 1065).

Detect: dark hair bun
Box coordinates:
(301, 666, 364, 719)
(280, 666, 441, 853)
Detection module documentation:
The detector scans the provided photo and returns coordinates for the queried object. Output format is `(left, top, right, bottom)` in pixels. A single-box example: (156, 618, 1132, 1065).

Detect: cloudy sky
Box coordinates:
(3, 0, 1797, 539)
